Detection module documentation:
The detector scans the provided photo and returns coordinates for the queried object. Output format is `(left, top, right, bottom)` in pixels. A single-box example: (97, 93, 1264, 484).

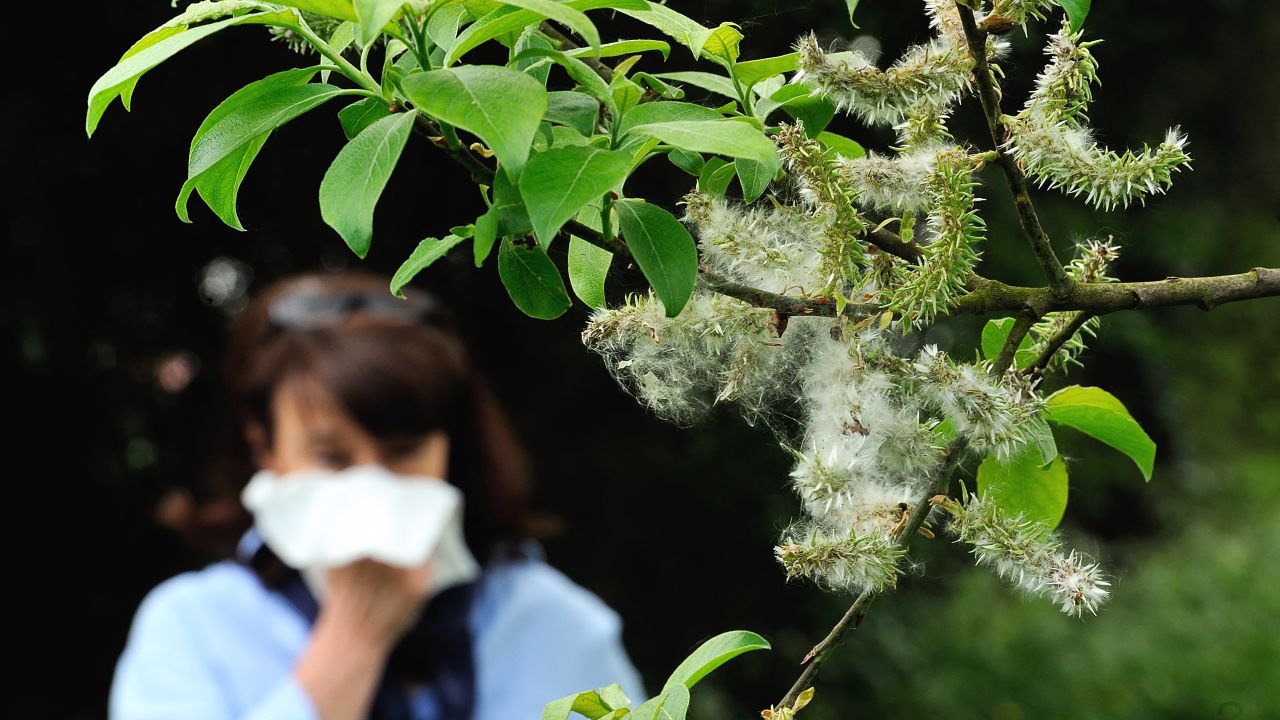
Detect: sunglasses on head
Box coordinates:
(266, 282, 447, 332)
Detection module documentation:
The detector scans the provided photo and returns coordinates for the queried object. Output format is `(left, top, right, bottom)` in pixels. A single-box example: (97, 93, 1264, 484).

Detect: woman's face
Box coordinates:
(251, 376, 449, 480)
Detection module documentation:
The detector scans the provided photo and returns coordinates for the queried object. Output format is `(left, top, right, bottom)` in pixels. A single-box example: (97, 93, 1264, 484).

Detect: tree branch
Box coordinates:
(955, 2, 1072, 296)
(991, 311, 1037, 374)
(774, 435, 970, 711)
(538, 21, 614, 82)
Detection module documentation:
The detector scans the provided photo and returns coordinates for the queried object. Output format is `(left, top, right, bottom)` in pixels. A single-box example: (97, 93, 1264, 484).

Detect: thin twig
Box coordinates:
(955, 2, 1072, 296)
(775, 435, 970, 710)
(991, 312, 1038, 375)
(1026, 311, 1094, 378)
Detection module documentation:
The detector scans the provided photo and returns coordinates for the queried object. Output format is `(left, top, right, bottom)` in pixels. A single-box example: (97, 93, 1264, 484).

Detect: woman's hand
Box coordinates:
(321, 555, 436, 650)
(292, 556, 436, 720)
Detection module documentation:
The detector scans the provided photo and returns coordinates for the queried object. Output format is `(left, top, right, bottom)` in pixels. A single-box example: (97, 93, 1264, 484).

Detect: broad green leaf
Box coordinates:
(402, 65, 547, 179)
(354, 0, 403, 44)
(497, 237, 573, 319)
(568, 201, 611, 308)
(446, 0, 644, 66)
(735, 158, 772, 203)
(337, 97, 393, 140)
(520, 146, 631, 249)
(86, 8, 299, 136)
(566, 39, 670, 60)
(319, 111, 416, 258)
(698, 156, 735, 197)
(175, 66, 325, 229)
(119, 25, 187, 110)
(611, 74, 645, 116)
(816, 130, 865, 160)
(425, 2, 467, 53)
(761, 83, 835, 133)
(701, 22, 743, 66)
(616, 1, 712, 59)
(663, 630, 770, 689)
(980, 317, 1036, 370)
(651, 71, 739, 101)
(667, 148, 703, 176)
(570, 689, 616, 718)
(545, 91, 600, 136)
(514, 26, 556, 86)
(614, 199, 698, 318)
(732, 52, 800, 87)
(632, 683, 690, 720)
(626, 119, 779, 178)
(273, 0, 358, 21)
(391, 234, 468, 298)
(188, 82, 349, 181)
(1060, 0, 1091, 33)
(1045, 386, 1156, 482)
(978, 446, 1070, 529)
(509, 47, 617, 121)
(616, 101, 722, 137)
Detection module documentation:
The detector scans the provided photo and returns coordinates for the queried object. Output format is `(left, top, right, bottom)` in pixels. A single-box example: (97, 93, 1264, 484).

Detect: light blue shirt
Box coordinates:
(109, 528, 648, 719)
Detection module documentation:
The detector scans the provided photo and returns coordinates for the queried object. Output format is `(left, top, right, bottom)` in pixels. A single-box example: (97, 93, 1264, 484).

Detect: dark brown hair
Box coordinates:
(156, 269, 559, 586)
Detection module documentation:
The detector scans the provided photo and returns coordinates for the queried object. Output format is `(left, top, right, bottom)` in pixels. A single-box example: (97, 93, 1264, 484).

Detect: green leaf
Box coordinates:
(597, 683, 630, 710)
(425, 2, 467, 54)
(1059, 0, 1091, 33)
(616, 101, 723, 136)
(667, 148, 703, 176)
(978, 446, 1069, 529)
(610, 74, 645, 116)
(664, 630, 770, 689)
(391, 234, 468, 298)
(319, 111, 416, 258)
(701, 22, 743, 66)
(980, 317, 1036, 370)
(816, 131, 865, 160)
(337, 97, 393, 140)
(614, 200, 698, 317)
(545, 90, 600, 136)
(732, 52, 800, 87)
(541, 692, 579, 720)
(491, 168, 534, 236)
(510, 47, 617, 121)
(174, 67, 328, 229)
(698, 156, 735, 197)
(505, 0, 601, 55)
(274, 0, 359, 21)
(616, 1, 712, 59)
(188, 81, 349, 182)
(625, 119, 779, 178)
(1045, 386, 1156, 482)
(568, 201, 612, 308)
(402, 65, 548, 179)
(762, 84, 834, 133)
(651, 71, 739, 101)
(474, 205, 500, 267)
(497, 237, 573, 319)
(446, 0, 643, 66)
(86, 7, 300, 136)
(735, 158, 773, 203)
(354, 0, 403, 44)
(520, 146, 630, 250)
(632, 683, 690, 720)
(845, 0, 861, 29)
(566, 39, 670, 60)
(632, 71, 685, 99)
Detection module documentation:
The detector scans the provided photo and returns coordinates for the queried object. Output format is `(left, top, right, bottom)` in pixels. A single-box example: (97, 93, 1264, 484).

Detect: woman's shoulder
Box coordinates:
(474, 541, 623, 637)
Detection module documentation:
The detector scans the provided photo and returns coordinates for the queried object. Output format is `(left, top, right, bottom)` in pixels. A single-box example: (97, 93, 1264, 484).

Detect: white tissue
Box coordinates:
(240, 463, 480, 602)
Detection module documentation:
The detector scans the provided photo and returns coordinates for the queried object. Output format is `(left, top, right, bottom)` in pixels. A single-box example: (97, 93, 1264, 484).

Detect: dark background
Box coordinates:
(11, 1, 1278, 718)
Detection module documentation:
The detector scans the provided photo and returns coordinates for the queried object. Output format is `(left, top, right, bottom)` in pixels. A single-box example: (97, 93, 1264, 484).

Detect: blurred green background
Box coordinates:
(14, 1, 1277, 718)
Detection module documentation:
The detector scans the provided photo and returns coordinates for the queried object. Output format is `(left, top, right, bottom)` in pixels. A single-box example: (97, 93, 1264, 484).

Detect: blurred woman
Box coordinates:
(109, 269, 646, 720)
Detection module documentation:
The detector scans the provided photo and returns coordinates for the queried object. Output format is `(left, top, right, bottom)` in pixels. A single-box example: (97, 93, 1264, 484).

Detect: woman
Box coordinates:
(109, 269, 647, 720)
